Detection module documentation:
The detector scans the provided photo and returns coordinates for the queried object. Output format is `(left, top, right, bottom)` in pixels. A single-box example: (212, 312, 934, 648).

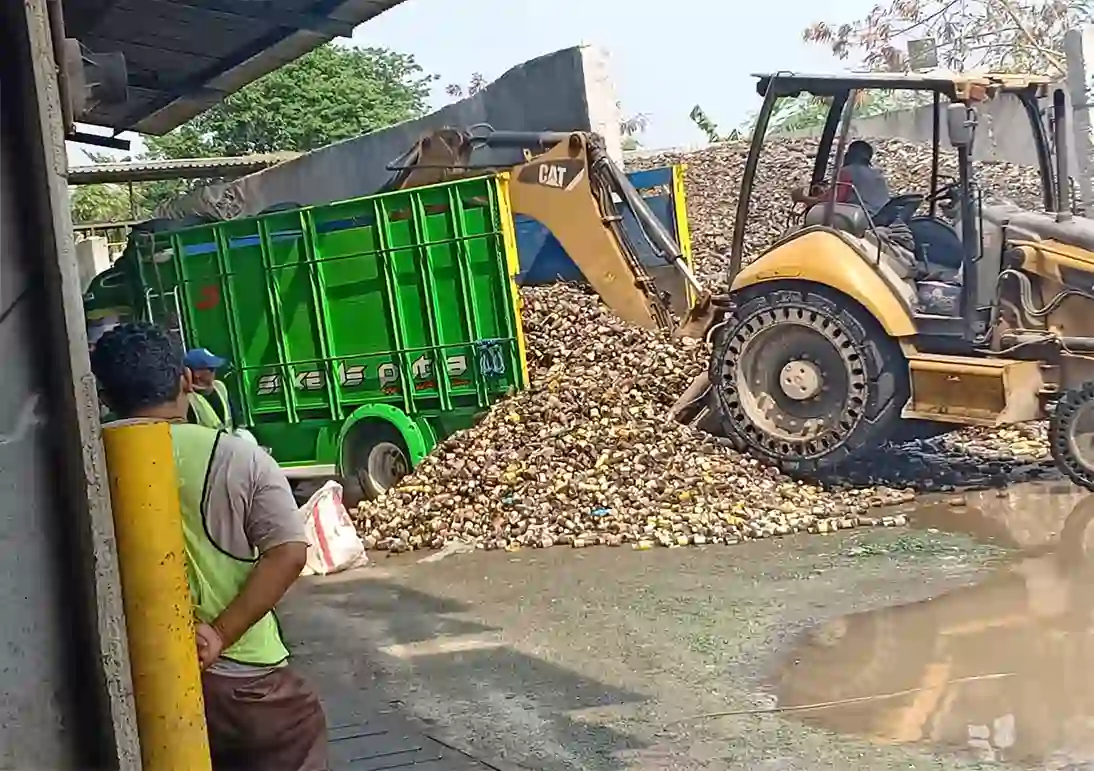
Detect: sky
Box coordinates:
(67, 0, 876, 165)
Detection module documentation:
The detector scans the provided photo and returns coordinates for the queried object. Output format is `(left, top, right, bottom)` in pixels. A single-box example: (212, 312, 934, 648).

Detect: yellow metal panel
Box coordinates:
(1016, 239, 1094, 281)
(671, 164, 696, 307)
(101, 419, 212, 771)
(495, 173, 531, 388)
(903, 354, 1044, 425)
(732, 230, 917, 337)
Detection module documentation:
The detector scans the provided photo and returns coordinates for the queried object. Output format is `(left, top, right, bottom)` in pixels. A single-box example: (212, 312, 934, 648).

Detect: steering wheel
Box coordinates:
(873, 193, 925, 227)
(927, 179, 961, 203)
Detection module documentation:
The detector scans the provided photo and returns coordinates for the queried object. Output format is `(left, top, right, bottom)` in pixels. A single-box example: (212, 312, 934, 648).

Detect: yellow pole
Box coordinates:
(101, 418, 212, 771)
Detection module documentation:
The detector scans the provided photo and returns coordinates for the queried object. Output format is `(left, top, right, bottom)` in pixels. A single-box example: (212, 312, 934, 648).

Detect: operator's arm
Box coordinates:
(791, 169, 854, 208)
(208, 448, 307, 654)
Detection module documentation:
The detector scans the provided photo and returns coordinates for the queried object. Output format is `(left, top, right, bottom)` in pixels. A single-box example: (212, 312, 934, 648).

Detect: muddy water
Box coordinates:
(776, 481, 1094, 768)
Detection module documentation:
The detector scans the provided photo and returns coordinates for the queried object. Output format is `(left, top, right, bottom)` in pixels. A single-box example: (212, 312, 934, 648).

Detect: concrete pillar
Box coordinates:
(101, 420, 212, 771)
(76, 236, 111, 293)
(2, 0, 140, 767)
(579, 46, 624, 165)
(1065, 26, 1094, 215)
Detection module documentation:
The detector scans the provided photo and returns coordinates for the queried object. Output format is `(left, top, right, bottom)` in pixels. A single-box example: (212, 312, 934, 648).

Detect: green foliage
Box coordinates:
(689, 88, 932, 145)
(445, 72, 487, 98)
(804, 0, 1092, 77)
(619, 106, 650, 151)
(689, 105, 735, 143)
(145, 44, 434, 159)
(70, 183, 132, 224)
(758, 90, 926, 136)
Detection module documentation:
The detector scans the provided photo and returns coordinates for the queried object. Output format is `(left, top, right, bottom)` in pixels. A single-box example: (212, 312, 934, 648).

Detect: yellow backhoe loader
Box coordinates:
(673, 72, 1094, 490)
(379, 125, 716, 332)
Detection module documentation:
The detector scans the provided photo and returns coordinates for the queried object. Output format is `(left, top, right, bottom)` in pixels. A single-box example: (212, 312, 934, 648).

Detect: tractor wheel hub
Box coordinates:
(779, 360, 823, 401)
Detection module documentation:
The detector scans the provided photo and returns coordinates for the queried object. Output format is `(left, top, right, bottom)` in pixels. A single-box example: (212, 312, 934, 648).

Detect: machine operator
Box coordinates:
(791, 140, 891, 217)
(185, 346, 235, 432)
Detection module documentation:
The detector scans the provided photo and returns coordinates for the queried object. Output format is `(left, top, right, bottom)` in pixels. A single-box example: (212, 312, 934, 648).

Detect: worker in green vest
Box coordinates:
(91, 323, 328, 771)
(184, 347, 235, 431)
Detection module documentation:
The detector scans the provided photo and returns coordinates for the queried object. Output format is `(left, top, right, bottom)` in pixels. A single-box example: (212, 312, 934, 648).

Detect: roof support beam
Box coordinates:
(66, 130, 131, 150)
(126, 73, 224, 98)
(170, 0, 356, 37)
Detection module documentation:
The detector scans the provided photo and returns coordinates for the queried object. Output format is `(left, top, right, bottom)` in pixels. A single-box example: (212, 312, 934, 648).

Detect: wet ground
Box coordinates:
(281, 479, 1094, 770)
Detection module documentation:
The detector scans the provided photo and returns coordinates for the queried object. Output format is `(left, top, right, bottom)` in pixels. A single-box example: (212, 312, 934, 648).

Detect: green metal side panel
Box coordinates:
(106, 176, 526, 467)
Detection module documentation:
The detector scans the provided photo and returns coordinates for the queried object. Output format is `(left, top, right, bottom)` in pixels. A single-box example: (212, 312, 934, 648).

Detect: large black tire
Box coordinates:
(1049, 382, 1094, 491)
(709, 285, 908, 474)
(342, 422, 412, 505)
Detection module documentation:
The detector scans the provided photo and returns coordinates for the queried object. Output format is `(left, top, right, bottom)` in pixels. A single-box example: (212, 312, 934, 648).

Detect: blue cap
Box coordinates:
(183, 347, 227, 370)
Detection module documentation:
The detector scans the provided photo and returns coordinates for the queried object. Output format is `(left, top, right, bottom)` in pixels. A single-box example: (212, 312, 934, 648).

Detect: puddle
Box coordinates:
(905, 481, 1089, 549)
(776, 483, 1094, 767)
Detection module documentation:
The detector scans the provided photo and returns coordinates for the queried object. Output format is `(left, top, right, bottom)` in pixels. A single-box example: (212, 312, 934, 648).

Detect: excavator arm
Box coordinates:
(381, 126, 711, 332)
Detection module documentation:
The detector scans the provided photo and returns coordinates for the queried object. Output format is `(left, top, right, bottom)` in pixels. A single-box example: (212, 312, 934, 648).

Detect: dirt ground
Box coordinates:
(280, 481, 1094, 771)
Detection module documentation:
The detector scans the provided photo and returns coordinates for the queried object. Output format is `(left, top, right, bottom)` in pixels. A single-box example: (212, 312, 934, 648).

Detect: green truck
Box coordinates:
(84, 175, 528, 502)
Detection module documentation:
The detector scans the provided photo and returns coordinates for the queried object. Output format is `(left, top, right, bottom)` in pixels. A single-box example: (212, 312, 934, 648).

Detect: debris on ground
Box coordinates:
(354, 137, 1055, 553)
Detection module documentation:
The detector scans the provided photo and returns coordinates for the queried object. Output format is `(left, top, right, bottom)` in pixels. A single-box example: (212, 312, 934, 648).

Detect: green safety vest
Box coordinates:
(189, 380, 233, 432)
(170, 422, 289, 667)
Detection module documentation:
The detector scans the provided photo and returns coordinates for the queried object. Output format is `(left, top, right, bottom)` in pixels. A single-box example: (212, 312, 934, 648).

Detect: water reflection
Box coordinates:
(776, 483, 1094, 768)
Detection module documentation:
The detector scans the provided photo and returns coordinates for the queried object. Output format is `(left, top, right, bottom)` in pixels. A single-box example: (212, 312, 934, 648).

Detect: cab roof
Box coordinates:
(753, 71, 1053, 102)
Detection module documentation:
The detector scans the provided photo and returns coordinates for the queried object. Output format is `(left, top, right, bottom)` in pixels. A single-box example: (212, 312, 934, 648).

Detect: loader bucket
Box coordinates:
(674, 290, 730, 341)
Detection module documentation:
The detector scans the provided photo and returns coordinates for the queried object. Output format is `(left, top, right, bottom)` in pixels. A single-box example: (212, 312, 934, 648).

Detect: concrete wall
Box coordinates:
(1, 1, 139, 767)
(161, 45, 622, 220)
(1065, 27, 1094, 212)
(780, 85, 1080, 173)
(76, 237, 111, 294)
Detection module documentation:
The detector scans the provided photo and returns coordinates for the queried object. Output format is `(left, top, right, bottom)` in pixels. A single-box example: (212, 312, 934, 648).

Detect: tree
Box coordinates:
(689, 105, 732, 143)
(804, 0, 1093, 77)
(70, 150, 134, 224)
(619, 103, 650, 151)
(689, 90, 921, 143)
(70, 183, 132, 224)
(145, 43, 436, 159)
(445, 72, 487, 99)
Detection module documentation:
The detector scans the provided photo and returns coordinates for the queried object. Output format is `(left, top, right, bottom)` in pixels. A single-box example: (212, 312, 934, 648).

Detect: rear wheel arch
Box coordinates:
(731, 231, 917, 338)
(337, 405, 431, 503)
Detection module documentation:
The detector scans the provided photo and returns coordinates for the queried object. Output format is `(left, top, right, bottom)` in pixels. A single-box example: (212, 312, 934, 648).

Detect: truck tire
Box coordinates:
(710, 285, 908, 475)
(343, 422, 412, 504)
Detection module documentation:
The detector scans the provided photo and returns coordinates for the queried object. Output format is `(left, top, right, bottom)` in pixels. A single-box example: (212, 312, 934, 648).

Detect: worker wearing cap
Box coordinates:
(91, 322, 328, 770)
(185, 347, 235, 432)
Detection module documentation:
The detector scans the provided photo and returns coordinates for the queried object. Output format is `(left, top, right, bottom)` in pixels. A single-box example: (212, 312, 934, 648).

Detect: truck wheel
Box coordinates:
(344, 423, 412, 502)
(710, 285, 907, 474)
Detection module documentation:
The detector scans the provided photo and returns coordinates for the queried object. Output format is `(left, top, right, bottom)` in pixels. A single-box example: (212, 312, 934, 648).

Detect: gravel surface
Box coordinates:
(354, 137, 1056, 553)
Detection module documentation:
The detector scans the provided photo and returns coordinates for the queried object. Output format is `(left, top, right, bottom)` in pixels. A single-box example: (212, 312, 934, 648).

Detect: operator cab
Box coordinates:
(730, 72, 1065, 344)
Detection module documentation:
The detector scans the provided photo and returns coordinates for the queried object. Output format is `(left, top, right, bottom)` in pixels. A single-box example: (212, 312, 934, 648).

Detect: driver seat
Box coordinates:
(802, 202, 870, 237)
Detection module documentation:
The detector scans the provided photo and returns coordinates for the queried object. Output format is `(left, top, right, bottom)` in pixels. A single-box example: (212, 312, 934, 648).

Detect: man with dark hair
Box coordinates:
(91, 322, 328, 771)
(791, 139, 892, 216)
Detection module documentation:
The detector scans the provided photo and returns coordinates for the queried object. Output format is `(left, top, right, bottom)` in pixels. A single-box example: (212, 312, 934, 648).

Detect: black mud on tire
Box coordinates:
(709, 285, 908, 475)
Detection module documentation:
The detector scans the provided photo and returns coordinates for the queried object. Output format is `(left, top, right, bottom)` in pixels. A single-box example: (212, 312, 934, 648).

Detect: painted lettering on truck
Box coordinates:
(253, 354, 489, 395)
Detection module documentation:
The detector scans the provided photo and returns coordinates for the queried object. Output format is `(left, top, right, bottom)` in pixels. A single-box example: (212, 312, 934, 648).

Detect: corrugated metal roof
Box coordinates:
(68, 152, 300, 183)
(62, 0, 409, 135)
